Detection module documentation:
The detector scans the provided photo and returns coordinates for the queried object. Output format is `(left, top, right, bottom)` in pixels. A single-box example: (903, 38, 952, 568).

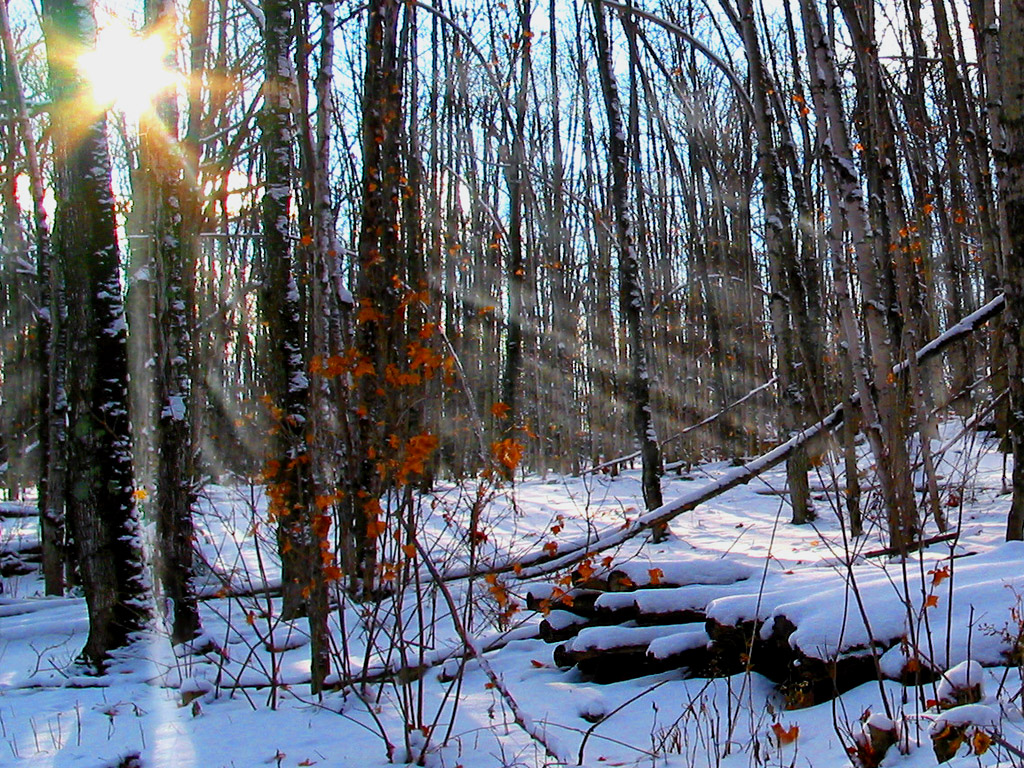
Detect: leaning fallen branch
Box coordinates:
(440, 295, 1006, 583)
(583, 376, 778, 476)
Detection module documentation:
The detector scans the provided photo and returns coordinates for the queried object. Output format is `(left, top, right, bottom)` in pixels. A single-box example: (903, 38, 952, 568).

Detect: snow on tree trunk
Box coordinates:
(42, 0, 151, 668)
(591, 0, 663, 514)
(260, 0, 329, 691)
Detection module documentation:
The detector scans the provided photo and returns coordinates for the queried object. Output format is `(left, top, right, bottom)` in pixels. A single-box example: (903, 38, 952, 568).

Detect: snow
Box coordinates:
(929, 703, 1001, 733)
(596, 553, 756, 587)
(646, 626, 709, 660)
(4, 424, 1024, 766)
(543, 610, 587, 632)
(937, 659, 985, 704)
(162, 395, 186, 421)
(564, 624, 683, 654)
(569, 687, 610, 726)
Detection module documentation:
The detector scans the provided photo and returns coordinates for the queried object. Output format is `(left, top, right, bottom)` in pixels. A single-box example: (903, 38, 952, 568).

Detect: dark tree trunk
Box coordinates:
(736, 0, 815, 524)
(499, 0, 532, 445)
(350, 0, 405, 595)
(141, 0, 202, 646)
(42, 0, 151, 668)
(999, 0, 1024, 540)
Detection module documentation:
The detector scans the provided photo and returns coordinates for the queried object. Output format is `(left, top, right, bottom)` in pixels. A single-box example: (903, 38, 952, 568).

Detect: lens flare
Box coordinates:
(78, 20, 178, 120)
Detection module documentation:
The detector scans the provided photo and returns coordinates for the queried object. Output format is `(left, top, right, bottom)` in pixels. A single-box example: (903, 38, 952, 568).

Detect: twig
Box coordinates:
(583, 377, 778, 476)
(860, 532, 960, 559)
(414, 536, 569, 764)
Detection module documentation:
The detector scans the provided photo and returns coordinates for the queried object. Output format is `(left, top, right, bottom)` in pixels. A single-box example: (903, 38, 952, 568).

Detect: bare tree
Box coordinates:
(42, 0, 151, 667)
(999, 0, 1024, 540)
(590, 0, 663, 512)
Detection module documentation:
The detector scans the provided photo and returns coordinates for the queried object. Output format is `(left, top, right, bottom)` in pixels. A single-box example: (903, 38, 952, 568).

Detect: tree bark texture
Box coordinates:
(260, 0, 329, 691)
(999, 0, 1024, 540)
(142, 0, 202, 645)
(591, 0, 663, 512)
(42, 0, 151, 667)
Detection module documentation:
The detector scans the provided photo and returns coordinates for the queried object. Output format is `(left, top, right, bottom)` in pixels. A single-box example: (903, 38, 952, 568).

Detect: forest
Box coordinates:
(2, 0, 1024, 765)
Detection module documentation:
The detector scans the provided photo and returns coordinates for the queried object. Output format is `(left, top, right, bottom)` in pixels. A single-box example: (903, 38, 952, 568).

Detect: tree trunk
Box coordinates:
(736, 0, 814, 524)
(999, 0, 1024, 540)
(591, 0, 663, 512)
(260, 0, 328, 696)
(140, 0, 203, 646)
(42, 0, 151, 668)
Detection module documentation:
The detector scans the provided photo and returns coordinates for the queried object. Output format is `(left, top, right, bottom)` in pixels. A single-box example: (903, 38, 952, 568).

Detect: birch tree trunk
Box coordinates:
(591, 0, 663, 512)
(800, 0, 919, 552)
(260, 0, 330, 692)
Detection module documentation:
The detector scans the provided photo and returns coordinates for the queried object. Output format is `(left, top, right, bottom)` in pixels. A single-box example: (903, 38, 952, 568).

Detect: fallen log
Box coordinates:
(554, 624, 691, 682)
(0, 501, 36, 518)
(539, 610, 588, 642)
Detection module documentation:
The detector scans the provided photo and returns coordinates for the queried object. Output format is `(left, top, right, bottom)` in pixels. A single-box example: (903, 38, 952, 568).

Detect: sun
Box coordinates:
(77, 20, 178, 120)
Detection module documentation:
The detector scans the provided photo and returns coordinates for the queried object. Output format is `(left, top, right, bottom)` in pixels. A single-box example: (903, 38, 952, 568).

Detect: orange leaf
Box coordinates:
(492, 438, 524, 473)
(925, 594, 939, 608)
(491, 401, 512, 419)
(357, 304, 384, 325)
(402, 543, 417, 558)
(366, 517, 387, 538)
(648, 568, 664, 586)
(530, 659, 548, 668)
(930, 566, 950, 587)
(771, 723, 799, 745)
(543, 541, 558, 557)
(323, 565, 343, 582)
(353, 358, 375, 379)
(972, 730, 992, 755)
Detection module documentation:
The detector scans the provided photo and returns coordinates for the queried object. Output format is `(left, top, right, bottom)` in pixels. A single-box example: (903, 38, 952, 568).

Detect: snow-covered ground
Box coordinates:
(3, 425, 1024, 767)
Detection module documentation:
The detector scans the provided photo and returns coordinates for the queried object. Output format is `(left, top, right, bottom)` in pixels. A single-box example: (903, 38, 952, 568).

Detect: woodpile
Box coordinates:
(527, 554, 928, 709)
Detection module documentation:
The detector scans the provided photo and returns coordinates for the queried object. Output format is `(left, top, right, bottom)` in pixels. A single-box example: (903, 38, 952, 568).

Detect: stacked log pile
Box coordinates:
(526, 546, 1024, 709)
(0, 501, 39, 580)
